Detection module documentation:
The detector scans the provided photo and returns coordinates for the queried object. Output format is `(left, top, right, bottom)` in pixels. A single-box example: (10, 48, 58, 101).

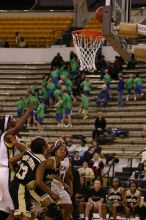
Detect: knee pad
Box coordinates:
(46, 203, 63, 220)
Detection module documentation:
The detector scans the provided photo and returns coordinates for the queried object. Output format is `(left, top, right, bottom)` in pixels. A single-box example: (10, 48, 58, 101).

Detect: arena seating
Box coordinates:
(84, 17, 102, 31)
(0, 63, 146, 159)
(0, 16, 73, 47)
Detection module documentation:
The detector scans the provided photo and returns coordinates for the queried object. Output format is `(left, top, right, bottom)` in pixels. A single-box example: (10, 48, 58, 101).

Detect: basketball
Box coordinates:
(96, 6, 104, 23)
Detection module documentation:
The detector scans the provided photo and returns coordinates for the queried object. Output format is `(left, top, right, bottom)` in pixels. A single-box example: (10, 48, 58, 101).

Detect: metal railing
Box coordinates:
(130, 148, 146, 175)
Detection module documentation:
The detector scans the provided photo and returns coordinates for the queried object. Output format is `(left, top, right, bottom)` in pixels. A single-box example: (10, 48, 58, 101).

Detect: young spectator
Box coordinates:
(125, 74, 134, 101)
(134, 73, 144, 100)
(89, 152, 104, 179)
(70, 52, 79, 78)
(71, 151, 83, 167)
(127, 53, 137, 69)
(36, 100, 45, 131)
(78, 161, 95, 182)
(50, 67, 59, 86)
(54, 85, 62, 103)
(16, 96, 24, 117)
(65, 77, 73, 95)
(96, 84, 110, 107)
(54, 95, 64, 127)
(117, 73, 125, 107)
(41, 84, 48, 108)
(123, 181, 141, 218)
(76, 139, 89, 157)
(85, 180, 106, 220)
(62, 90, 72, 127)
(95, 54, 107, 79)
(60, 64, 69, 80)
(107, 178, 125, 220)
(30, 93, 39, 126)
(79, 93, 89, 120)
(31, 82, 39, 96)
(103, 69, 111, 92)
(47, 78, 55, 108)
(93, 111, 106, 139)
(80, 78, 92, 96)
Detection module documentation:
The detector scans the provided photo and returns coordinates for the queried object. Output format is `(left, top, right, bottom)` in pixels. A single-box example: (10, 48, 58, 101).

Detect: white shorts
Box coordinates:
(51, 180, 72, 204)
(0, 167, 14, 213)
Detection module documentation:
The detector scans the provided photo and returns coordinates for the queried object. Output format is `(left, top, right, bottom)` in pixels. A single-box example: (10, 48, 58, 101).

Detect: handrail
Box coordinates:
(102, 159, 115, 178)
(130, 148, 146, 175)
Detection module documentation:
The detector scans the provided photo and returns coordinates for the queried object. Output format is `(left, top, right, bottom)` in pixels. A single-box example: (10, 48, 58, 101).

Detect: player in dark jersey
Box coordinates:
(36, 140, 73, 220)
(107, 178, 125, 220)
(9, 136, 63, 220)
(123, 181, 141, 217)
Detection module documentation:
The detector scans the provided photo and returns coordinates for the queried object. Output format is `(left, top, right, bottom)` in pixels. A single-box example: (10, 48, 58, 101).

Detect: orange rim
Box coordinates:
(72, 30, 103, 39)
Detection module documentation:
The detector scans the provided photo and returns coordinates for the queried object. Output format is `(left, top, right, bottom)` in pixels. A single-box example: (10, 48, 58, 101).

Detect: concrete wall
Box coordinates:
(0, 46, 119, 64)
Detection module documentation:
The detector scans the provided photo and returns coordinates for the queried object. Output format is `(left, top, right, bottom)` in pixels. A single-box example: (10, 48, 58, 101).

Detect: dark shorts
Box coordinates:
(17, 108, 23, 117)
(30, 110, 36, 117)
(56, 114, 63, 121)
(64, 109, 71, 115)
(135, 85, 143, 94)
(37, 118, 43, 124)
(48, 90, 54, 98)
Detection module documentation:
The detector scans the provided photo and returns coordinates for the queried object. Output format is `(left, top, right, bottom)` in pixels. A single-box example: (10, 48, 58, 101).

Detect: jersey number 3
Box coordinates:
(16, 163, 28, 180)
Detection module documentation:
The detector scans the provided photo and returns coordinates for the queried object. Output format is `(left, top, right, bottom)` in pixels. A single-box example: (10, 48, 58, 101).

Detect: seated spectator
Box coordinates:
(85, 180, 106, 220)
(66, 139, 77, 156)
(89, 152, 104, 179)
(76, 139, 89, 157)
(140, 192, 146, 220)
(84, 139, 102, 162)
(93, 111, 106, 139)
(107, 178, 124, 220)
(78, 161, 95, 184)
(76, 177, 89, 219)
(71, 151, 83, 168)
(130, 163, 146, 181)
(18, 37, 27, 48)
(0, 38, 9, 48)
(123, 181, 141, 218)
(51, 52, 64, 69)
(95, 54, 107, 79)
(96, 84, 110, 107)
(15, 31, 21, 46)
(127, 53, 137, 69)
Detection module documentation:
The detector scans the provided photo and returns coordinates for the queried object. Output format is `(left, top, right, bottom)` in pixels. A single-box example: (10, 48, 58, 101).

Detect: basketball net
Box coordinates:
(72, 30, 104, 72)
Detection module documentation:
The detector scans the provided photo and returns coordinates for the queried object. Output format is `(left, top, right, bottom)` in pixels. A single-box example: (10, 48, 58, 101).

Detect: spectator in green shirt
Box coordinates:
(125, 74, 134, 101)
(47, 78, 55, 108)
(80, 78, 92, 96)
(134, 73, 144, 100)
(36, 100, 45, 131)
(50, 67, 59, 86)
(62, 91, 72, 127)
(31, 82, 39, 96)
(54, 96, 64, 127)
(41, 85, 48, 107)
(16, 96, 24, 117)
(79, 93, 89, 120)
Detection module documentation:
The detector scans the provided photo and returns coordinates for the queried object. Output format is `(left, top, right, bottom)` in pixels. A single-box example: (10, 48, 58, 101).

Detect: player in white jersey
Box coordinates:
(0, 105, 33, 220)
(36, 140, 73, 220)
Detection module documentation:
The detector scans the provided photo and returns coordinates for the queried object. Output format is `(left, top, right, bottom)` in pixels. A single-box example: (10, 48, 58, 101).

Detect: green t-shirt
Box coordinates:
(54, 89, 61, 101)
(51, 69, 59, 79)
(125, 78, 134, 90)
(16, 100, 23, 109)
(42, 79, 48, 88)
(60, 70, 69, 79)
(31, 96, 39, 110)
(81, 95, 89, 109)
(37, 104, 45, 118)
(62, 94, 72, 110)
(134, 77, 143, 86)
(41, 87, 48, 101)
(56, 103, 64, 115)
(104, 75, 111, 82)
(22, 96, 28, 109)
(70, 57, 79, 72)
(81, 81, 91, 92)
(65, 79, 73, 92)
(47, 82, 55, 91)
(32, 85, 39, 95)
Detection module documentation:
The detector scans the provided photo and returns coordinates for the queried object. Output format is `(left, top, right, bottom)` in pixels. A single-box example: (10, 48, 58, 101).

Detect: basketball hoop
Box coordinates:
(72, 30, 104, 72)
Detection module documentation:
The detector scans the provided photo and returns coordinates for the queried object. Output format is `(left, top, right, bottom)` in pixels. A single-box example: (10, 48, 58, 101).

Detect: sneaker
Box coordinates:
(126, 96, 129, 101)
(134, 96, 137, 101)
(64, 124, 70, 127)
(57, 124, 61, 127)
(60, 123, 64, 127)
